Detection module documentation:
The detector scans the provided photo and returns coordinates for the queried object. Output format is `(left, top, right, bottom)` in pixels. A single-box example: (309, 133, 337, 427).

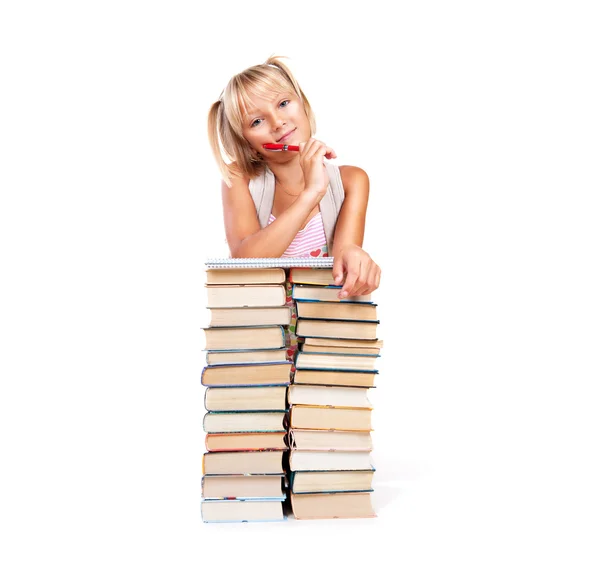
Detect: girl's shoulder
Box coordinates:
(227, 161, 250, 183)
(222, 161, 255, 194)
(338, 165, 369, 196)
(221, 162, 253, 200)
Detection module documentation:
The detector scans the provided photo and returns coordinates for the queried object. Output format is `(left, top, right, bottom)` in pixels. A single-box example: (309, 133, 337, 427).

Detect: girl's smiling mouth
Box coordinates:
(277, 128, 296, 143)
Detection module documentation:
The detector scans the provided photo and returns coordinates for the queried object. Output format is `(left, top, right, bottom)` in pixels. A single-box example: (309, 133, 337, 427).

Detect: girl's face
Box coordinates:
(241, 91, 310, 158)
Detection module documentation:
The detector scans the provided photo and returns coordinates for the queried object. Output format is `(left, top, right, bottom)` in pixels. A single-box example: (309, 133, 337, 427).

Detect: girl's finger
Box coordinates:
(304, 141, 327, 163)
(339, 264, 360, 299)
(303, 139, 334, 161)
(299, 139, 313, 157)
(350, 260, 370, 297)
(357, 264, 379, 296)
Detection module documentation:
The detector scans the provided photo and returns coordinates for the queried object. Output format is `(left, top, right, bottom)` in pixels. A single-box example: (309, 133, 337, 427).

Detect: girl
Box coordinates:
(207, 55, 381, 299)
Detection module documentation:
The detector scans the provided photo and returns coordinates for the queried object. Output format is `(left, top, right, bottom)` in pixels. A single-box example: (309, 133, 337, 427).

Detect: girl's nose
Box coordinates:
(271, 113, 285, 129)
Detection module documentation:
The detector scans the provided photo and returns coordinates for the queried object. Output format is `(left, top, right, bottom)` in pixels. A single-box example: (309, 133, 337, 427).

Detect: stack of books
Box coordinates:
(200, 264, 292, 523)
(287, 266, 382, 520)
(201, 257, 382, 522)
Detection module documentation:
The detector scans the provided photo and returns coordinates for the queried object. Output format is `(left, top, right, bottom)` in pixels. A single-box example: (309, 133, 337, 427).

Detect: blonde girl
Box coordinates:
(208, 55, 381, 299)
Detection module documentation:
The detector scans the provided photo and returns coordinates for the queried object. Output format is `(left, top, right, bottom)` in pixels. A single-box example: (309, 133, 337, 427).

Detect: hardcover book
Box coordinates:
(290, 492, 375, 519)
(289, 469, 375, 493)
(206, 285, 286, 308)
(201, 499, 285, 523)
(299, 343, 380, 356)
(288, 450, 373, 471)
(288, 267, 336, 285)
(289, 405, 372, 432)
(202, 325, 286, 351)
(203, 411, 287, 434)
(293, 369, 377, 388)
(205, 348, 288, 366)
(205, 386, 287, 411)
(295, 351, 379, 372)
(201, 362, 292, 387)
(292, 284, 372, 303)
(202, 474, 285, 500)
(205, 432, 287, 452)
(289, 429, 373, 451)
(303, 337, 383, 349)
(287, 385, 372, 408)
(208, 306, 291, 327)
(295, 300, 378, 321)
(203, 450, 286, 475)
(295, 318, 379, 340)
(205, 267, 286, 285)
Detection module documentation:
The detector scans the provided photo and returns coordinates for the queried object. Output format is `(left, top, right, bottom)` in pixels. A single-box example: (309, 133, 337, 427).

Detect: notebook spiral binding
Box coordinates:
(205, 257, 335, 269)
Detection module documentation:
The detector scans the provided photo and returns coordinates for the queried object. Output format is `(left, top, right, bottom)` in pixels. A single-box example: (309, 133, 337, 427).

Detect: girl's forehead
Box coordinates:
(240, 90, 294, 116)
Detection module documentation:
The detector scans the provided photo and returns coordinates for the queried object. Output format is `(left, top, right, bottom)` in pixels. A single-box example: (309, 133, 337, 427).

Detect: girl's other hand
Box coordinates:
(299, 138, 337, 197)
(332, 245, 381, 299)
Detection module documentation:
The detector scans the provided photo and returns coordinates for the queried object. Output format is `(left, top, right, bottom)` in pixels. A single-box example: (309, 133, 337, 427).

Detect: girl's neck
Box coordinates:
(265, 159, 304, 190)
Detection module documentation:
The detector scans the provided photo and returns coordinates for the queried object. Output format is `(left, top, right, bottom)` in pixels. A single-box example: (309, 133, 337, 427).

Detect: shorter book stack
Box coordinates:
(200, 265, 291, 523)
(287, 267, 382, 520)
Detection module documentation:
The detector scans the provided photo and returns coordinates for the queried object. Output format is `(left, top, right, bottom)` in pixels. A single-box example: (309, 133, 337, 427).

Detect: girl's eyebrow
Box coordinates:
(244, 107, 259, 118)
(244, 93, 293, 120)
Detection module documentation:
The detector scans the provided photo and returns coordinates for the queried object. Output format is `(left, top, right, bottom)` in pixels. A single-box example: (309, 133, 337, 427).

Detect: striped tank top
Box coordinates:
(267, 211, 329, 258)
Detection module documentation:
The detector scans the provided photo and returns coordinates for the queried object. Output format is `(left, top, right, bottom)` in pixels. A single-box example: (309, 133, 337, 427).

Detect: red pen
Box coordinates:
(262, 143, 300, 152)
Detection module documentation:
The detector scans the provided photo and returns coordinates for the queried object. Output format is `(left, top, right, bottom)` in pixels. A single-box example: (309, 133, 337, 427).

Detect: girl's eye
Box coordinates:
(279, 100, 290, 107)
(250, 118, 262, 128)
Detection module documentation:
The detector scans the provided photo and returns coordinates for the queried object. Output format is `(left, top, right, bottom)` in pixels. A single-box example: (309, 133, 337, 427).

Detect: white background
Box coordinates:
(1, 1, 599, 570)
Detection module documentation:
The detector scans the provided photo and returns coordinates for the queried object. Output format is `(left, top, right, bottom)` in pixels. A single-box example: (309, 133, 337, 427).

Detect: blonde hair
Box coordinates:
(208, 56, 317, 186)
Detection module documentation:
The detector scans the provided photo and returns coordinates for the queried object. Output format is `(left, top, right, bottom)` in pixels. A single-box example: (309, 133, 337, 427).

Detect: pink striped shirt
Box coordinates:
(268, 211, 328, 258)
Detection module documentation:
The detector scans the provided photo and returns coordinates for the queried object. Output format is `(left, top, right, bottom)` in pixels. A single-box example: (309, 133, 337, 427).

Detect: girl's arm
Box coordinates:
(331, 166, 381, 297)
(221, 172, 323, 258)
(222, 140, 333, 258)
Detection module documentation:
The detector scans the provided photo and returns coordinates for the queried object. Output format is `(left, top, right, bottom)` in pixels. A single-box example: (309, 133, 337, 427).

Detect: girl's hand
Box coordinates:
(332, 245, 381, 299)
(299, 138, 337, 197)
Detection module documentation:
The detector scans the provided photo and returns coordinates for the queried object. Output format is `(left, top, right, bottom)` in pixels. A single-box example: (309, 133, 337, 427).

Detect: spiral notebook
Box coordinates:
(205, 257, 335, 269)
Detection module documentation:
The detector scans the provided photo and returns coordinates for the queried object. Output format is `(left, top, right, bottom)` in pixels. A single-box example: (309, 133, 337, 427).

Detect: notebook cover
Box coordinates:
(205, 257, 334, 269)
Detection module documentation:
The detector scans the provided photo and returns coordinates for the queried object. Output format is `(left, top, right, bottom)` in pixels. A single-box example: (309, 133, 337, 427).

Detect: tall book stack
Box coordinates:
(200, 264, 292, 523)
(287, 267, 381, 520)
